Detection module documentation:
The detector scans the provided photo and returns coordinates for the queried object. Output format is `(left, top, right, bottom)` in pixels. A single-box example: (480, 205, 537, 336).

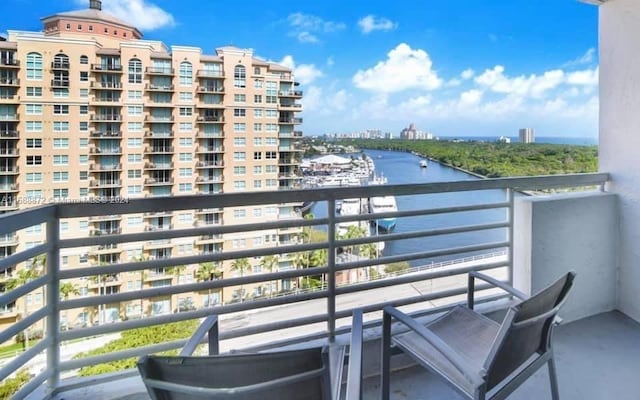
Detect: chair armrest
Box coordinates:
(345, 309, 363, 400)
(383, 306, 484, 388)
(179, 314, 219, 356)
(468, 271, 528, 309)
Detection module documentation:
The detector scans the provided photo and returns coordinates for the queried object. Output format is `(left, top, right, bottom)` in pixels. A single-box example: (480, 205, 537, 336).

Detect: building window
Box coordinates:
(79, 138, 88, 147)
(254, 152, 262, 160)
(233, 137, 246, 146)
(26, 87, 43, 97)
(26, 121, 42, 132)
(26, 138, 42, 148)
(77, 24, 82, 31)
(233, 166, 246, 175)
(26, 173, 42, 183)
(53, 189, 68, 199)
(254, 123, 262, 132)
(128, 58, 143, 84)
(80, 55, 88, 64)
(179, 61, 193, 86)
(80, 71, 89, 81)
(26, 52, 43, 80)
(128, 170, 142, 179)
(254, 67, 261, 75)
(53, 138, 69, 148)
(127, 105, 143, 116)
(254, 95, 262, 103)
(179, 153, 193, 162)
(53, 105, 69, 115)
(26, 156, 42, 166)
(234, 65, 246, 88)
(79, 171, 88, 180)
(53, 155, 69, 165)
(79, 122, 88, 131)
(234, 109, 246, 117)
(53, 121, 69, 132)
(80, 105, 88, 115)
(179, 107, 192, 117)
(233, 123, 246, 132)
(88, 25, 93, 32)
(66, 24, 71, 30)
(25, 104, 42, 115)
(234, 94, 246, 103)
(179, 92, 192, 102)
(254, 109, 263, 118)
(253, 137, 263, 146)
(233, 152, 246, 161)
(53, 171, 69, 182)
(128, 90, 142, 100)
(179, 137, 192, 147)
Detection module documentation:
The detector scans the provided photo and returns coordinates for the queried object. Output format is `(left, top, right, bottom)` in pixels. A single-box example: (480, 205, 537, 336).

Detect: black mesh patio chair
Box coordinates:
(138, 310, 363, 400)
(381, 270, 575, 400)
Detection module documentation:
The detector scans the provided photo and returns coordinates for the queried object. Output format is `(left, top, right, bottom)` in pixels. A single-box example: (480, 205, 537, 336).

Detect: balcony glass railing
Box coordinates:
(0, 173, 608, 399)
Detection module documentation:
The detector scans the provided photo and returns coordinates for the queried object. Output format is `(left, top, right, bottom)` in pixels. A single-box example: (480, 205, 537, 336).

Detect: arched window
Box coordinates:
(52, 54, 70, 84)
(26, 52, 43, 80)
(80, 55, 89, 65)
(179, 61, 192, 86)
(234, 65, 246, 88)
(53, 53, 69, 68)
(128, 58, 142, 84)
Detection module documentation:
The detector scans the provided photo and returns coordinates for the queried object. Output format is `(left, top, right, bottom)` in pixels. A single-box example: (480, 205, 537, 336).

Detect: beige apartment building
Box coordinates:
(0, 0, 303, 331)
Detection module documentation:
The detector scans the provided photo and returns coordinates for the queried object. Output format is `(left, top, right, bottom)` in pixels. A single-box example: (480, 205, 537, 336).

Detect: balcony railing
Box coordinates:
(0, 173, 609, 399)
(0, 78, 19, 86)
(145, 67, 175, 75)
(51, 61, 70, 70)
(91, 64, 123, 72)
(196, 70, 225, 78)
(0, 59, 19, 67)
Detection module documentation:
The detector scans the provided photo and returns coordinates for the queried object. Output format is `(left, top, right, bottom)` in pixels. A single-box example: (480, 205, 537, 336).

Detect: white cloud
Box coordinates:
(279, 55, 324, 85)
(287, 13, 345, 43)
(461, 69, 475, 80)
(566, 67, 599, 86)
(460, 89, 483, 105)
(564, 48, 596, 67)
(474, 66, 566, 98)
(75, 0, 175, 31)
(357, 15, 397, 34)
(352, 43, 443, 93)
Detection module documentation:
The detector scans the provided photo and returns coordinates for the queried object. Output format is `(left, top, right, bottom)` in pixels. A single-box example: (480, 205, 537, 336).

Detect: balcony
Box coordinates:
(90, 81, 123, 90)
(0, 130, 18, 138)
(89, 163, 122, 171)
(145, 115, 174, 123)
(196, 160, 224, 168)
(0, 94, 18, 104)
(279, 90, 303, 98)
(0, 166, 18, 175)
(145, 84, 174, 92)
(90, 130, 122, 138)
(0, 183, 18, 192)
(0, 78, 19, 87)
(88, 215, 122, 222)
(91, 97, 121, 105)
(51, 61, 70, 70)
(145, 67, 175, 76)
(197, 86, 224, 93)
(89, 180, 122, 188)
(196, 70, 225, 78)
(196, 102, 225, 109)
(278, 102, 303, 111)
(3, 172, 639, 400)
(0, 114, 19, 122)
(144, 131, 173, 138)
(145, 224, 174, 232)
(196, 146, 224, 154)
(91, 64, 123, 73)
(278, 117, 303, 124)
(90, 227, 122, 236)
(51, 79, 70, 88)
(0, 233, 18, 246)
(196, 175, 224, 184)
(144, 162, 174, 170)
(0, 59, 19, 68)
(196, 130, 224, 138)
(143, 239, 173, 251)
(89, 147, 122, 155)
(90, 114, 122, 122)
(144, 178, 174, 186)
(144, 146, 174, 154)
(196, 115, 224, 123)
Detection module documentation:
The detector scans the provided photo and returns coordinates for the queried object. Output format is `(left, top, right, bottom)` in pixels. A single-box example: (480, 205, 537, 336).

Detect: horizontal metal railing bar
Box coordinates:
(336, 241, 510, 272)
(59, 217, 328, 249)
(336, 221, 509, 248)
(0, 243, 51, 272)
(0, 274, 50, 308)
(0, 306, 48, 344)
(0, 337, 51, 382)
(12, 367, 52, 400)
(335, 201, 511, 225)
(336, 261, 507, 296)
(60, 338, 190, 371)
(61, 290, 330, 341)
(0, 204, 55, 235)
(61, 266, 331, 310)
(51, 173, 607, 219)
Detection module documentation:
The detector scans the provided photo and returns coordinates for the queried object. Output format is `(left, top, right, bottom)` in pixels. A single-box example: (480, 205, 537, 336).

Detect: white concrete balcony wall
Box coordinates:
(599, 0, 640, 322)
(513, 192, 618, 323)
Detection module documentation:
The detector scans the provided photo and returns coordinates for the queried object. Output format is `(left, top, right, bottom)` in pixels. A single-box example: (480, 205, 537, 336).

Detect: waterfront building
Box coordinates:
(0, 0, 303, 332)
(519, 127, 535, 143)
(399, 123, 433, 140)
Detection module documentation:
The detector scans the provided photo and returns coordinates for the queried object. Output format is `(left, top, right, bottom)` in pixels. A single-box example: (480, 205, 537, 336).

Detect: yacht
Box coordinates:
(420, 160, 428, 168)
(369, 195, 398, 231)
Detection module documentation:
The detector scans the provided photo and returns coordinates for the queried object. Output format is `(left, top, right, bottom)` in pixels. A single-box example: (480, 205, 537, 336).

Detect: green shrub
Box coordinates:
(0, 369, 31, 399)
(385, 261, 410, 274)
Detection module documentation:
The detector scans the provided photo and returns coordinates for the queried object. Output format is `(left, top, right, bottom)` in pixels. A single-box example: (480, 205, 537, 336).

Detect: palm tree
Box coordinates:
(59, 282, 79, 330)
(6, 267, 42, 350)
(260, 255, 279, 297)
(310, 249, 328, 289)
(130, 255, 148, 319)
(196, 262, 221, 307)
(230, 258, 251, 302)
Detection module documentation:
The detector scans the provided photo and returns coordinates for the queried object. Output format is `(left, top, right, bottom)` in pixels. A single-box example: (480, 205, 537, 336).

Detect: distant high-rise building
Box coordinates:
(519, 128, 535, 143)
(400, 123, 432, 140)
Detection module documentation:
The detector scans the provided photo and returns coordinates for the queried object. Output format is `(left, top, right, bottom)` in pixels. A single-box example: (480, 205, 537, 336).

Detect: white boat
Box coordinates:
(369, 195, 398, 231)
(420, 160, 428, 168)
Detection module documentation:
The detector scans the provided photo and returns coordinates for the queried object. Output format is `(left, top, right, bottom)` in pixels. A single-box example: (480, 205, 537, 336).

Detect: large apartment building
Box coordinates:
(0, 0, 303, 330)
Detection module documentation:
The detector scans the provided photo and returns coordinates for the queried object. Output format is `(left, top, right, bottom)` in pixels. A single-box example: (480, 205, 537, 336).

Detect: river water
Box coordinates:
(311, 149, 508, 267)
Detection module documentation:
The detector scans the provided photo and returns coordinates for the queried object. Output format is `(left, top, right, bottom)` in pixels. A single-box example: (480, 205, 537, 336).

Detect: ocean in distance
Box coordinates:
(438, 136, 597, 146)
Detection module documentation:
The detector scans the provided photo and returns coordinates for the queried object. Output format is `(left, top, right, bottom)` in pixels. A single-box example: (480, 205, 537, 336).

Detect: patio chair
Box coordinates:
(137, 309, 363, 400)
(381, 270, 575, 400)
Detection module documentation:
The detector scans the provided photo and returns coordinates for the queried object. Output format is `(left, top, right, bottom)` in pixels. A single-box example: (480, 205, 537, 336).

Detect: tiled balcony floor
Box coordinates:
(48, 311, 640, 400)
(362, 311, 640, 400)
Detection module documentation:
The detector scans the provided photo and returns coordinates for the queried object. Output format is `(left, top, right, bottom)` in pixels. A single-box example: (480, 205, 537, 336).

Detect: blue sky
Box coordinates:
(1, 0, 600, 138)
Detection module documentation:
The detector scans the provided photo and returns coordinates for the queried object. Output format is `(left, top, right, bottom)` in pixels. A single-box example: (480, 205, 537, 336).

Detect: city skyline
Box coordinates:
(0, 0, 600, 138)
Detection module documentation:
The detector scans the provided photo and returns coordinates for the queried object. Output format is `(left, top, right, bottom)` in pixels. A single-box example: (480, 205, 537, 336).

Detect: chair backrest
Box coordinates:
(483, 271, 575, 391)
(138, 346, 331, 400)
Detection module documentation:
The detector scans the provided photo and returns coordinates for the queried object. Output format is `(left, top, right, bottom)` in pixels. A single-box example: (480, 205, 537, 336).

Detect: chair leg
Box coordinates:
(547, 356, 560, 400)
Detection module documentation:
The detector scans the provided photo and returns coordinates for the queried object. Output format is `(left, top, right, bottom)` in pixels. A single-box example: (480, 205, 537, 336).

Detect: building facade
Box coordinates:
(0, 0, 303, 330)
(518, 128, 535, 143)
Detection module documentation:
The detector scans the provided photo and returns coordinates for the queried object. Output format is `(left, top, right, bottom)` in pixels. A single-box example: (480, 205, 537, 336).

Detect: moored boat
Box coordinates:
(369, 195, 398, 231)
(420, 160, 428, 168)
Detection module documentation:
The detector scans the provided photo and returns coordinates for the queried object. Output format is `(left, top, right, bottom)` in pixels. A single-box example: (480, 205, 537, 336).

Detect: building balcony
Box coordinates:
(0, 183, 18, 192)
(279, 90, 303, 98)
(89, 163, 122, 171)
(277, 103, 303, 111)
(4, 172, 637, 400)
(145, 84, 174, 92)
(0, 166, 18, 175)
(144, 162, 174, 170)
(194, 234, 224, 245)
(0, 78, 19, 87)
(0, 94, 19, 104)
(0, 233, 18, 246)
(51, 79, 70, 88)
(196, 160, 224, 168)
(89, 147, 122, 155)
(196, 116, 224, 123)
(90, 81, 123, 90)
(196, 176, 224, 184)
(196, 131, 224, 138)
(91, 64, 123, 73)
(0, 114, 19, 122)
(0, 59, 19, 68)
(91, 97, 121, 105)
(88, 244, 121, 255)
(145, 115, 174, 123)
(144, 131, 173, 139)
(90, 130, 122, 138)
(88, 215, 122, 222)
(278, 117, 303, 124)
(143, 239, 173, 251)
(90, 114, 122, 122)
(293, 130, 303, 137)
(196, 102, 225, 109)
(144, 146, 174, 154)
(0, 201, 18, 211)
(196, 146, 224, 154)
(145, 224, 174, 232)
(89, 180, 122, 188)
(145, 67, 175, 76)
(51, 61, 70, 70)
(194, 207, 223, 215)
(0, 130, 18, 139)
(90, 227, 122, 236)
(144, 178, 174, 186)
(88, 275, 122, 289)
(196, 70, 225, 78)
(197, 86, 225, 93)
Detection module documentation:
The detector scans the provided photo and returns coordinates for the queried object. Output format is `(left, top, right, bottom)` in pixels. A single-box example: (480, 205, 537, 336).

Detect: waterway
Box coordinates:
(311, 149, 508, 267)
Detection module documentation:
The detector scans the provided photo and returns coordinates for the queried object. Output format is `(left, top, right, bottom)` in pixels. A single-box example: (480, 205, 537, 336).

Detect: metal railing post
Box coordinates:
(46, 206, 61, 395)
(507, 188, 515, 286)
(327, 199, 337, 342)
